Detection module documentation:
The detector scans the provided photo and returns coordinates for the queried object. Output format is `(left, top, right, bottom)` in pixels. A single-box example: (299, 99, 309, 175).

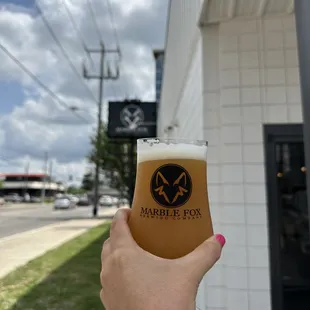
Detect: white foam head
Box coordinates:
(137, 138, 207, 163)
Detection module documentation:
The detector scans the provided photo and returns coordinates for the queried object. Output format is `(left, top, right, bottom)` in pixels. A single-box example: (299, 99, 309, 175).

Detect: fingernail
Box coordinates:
(215, 234, 226, 247)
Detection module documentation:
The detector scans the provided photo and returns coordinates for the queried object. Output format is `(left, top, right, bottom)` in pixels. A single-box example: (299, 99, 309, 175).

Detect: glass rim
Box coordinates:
(137, 138, 208, 146)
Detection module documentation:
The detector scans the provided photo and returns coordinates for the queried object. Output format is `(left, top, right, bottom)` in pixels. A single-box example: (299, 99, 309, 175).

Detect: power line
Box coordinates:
(62, 0, 120, 99)
(35, 0, 98, 104)
(0, 43, 88, 123)
(105, 0, 121, 98)
(105, 0, 121, 50)
(104, 0, 123, 99)
(0, 157, 11, 164)
(86, 0, 103, 43)
(61, 0, 94, 67)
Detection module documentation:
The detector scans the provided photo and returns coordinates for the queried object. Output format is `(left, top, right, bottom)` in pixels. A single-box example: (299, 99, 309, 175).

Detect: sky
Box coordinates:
(0, 0, 168, 185)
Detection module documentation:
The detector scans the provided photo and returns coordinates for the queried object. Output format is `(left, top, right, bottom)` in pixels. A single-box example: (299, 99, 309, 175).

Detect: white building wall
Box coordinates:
(158, 1, 302, 310)
(173, 37, 204, 140)
(160, 29, 206, 310)
(158, 0, 203, 132)
(202, 14, 302, 310)
(157, 1, 207, 306)
(201, 24, 227, 310)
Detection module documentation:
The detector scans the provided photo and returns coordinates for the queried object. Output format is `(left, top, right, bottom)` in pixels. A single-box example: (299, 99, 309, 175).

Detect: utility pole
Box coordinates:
(23, 161, 30, 198)
(41, 151, 48, 204)
(49, 160, 53, 197)
(83, 41, 120, 217)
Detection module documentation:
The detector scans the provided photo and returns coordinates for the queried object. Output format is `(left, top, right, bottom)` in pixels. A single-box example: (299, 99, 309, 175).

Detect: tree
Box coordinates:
(81, 172, 94, 192)
(88, 123, 137, 199)
(67, 186, 85, 195)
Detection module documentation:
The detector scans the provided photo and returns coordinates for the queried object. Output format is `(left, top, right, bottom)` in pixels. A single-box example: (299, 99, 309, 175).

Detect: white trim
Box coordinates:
(227, 0, 237, 18)
(199, 0, 209, 27)
(199, 0, 295, 25)
(286, 0, 295, 14)
(157, 0, 172, 118)
(170, 32, 201, 125)
(257, 0, 268, 16)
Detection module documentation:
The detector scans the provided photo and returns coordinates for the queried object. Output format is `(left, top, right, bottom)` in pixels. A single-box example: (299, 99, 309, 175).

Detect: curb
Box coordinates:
(0, 218, 109, 245)
(0, 208, 117, 244)
(0, 222, 73, 244)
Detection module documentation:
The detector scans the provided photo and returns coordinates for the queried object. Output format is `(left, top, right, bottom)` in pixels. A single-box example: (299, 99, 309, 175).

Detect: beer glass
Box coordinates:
(128, 138, 213, 259)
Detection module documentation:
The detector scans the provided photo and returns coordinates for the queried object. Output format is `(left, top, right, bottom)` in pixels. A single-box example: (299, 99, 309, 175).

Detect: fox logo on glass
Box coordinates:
(150, 164, 192, 208)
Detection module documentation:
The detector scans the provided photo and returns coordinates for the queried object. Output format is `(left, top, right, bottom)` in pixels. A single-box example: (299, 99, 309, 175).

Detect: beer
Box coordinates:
(128, 138, 213, 259)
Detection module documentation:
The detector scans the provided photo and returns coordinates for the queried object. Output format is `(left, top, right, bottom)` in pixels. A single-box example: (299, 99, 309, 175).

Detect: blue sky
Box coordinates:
(0, 81, 25, 114)
(0, 0, 34, 115)
(0, 0, 34, 7)
(0, 0, 166, 181)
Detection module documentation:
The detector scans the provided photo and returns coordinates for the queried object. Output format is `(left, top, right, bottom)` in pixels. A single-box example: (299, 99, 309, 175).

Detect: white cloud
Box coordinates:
(0, 0, 167, 183)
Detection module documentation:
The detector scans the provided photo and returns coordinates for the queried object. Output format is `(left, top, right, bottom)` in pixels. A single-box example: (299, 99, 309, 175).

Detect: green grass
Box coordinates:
(0, 222, 111, 310)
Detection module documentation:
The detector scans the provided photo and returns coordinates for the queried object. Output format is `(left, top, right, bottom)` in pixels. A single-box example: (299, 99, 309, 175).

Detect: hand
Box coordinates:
(100, 208, 225, 310)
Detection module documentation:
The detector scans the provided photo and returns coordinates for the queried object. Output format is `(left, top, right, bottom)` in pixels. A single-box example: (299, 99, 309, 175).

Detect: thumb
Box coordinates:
(181, 234, 225, 279)
(110, 208, 135, 249)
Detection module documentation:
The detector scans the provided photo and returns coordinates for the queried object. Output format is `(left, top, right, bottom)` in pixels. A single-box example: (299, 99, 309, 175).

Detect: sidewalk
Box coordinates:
(0, 207, 118, 279)
(0, 202, 51, 210)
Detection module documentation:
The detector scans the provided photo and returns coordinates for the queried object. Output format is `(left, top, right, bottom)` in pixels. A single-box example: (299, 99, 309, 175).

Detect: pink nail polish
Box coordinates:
(215, 234, 226, 247)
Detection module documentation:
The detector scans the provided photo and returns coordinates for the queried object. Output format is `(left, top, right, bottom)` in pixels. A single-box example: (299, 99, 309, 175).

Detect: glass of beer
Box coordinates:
(128, 138, 213, 259)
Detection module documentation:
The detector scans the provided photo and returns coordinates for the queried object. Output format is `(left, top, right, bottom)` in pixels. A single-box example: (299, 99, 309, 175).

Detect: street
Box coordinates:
(0, 204, 110, 239)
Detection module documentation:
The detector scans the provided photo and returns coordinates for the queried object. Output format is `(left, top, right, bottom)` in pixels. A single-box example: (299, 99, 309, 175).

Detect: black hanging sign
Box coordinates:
(107, 100, 157, 138)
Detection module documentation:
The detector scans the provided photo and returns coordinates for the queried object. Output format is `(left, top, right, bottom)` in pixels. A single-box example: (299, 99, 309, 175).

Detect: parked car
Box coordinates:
(4, 193, 23, 203)
(119, 198, 129, 205)
(23, 193, 31, 202)
(111, 196, 119, 205)
(54, 197, 76, 210)
(30, 196, 42, 203)
(77, 196, 90, 206)
(68, 195, 79, 204)
(99, 195, 114, 207)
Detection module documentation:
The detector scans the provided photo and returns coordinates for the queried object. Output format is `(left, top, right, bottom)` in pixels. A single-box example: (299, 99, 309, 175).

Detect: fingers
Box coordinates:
(100, 208, 135, 309)
(182, 234, 225, 277)
(110, 207, 136, 249)
(101, 238, 111, 262)
(100, 289, 105, 307)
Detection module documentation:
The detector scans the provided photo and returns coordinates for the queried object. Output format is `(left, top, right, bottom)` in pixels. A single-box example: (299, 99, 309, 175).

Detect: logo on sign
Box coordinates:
(120, 104, 145, 130)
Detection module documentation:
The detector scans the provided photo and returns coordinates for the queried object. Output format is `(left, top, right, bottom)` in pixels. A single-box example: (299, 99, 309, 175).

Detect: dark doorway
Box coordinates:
(264, 124, 310, 310)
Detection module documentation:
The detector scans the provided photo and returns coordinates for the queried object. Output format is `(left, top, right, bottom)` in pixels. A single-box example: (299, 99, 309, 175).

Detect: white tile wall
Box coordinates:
(159, 3, 302, 310)
(206, 14, 301, 310)
(198, 13, 301, 310)
(202, 24, 227, 310)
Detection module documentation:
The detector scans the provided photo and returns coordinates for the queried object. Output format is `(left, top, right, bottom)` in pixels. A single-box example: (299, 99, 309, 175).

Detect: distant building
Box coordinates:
(153, 49, 165, 103)
(0, 173, 65, 197)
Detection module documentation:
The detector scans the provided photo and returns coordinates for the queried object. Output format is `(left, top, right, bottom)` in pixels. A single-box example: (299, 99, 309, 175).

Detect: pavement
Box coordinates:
(0, 205, 119, 279)
(0, 203, 105, 239)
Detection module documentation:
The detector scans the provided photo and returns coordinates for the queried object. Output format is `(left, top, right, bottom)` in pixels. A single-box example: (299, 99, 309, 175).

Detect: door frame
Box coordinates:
(264, 124, 304, 310)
